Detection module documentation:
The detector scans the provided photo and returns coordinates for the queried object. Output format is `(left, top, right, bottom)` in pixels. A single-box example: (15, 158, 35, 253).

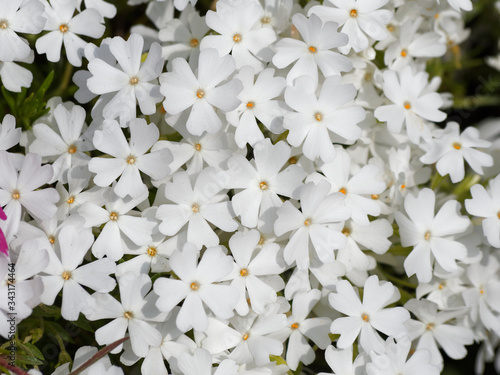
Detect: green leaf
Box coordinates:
(33, 304, 61, 318)
(70, 315, 95, 333)
(2, 87, 16, 113)
(15, 341, 45, 367)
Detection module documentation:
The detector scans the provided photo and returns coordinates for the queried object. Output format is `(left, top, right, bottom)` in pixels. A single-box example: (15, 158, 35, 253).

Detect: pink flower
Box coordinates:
(0, 206, 7, 256)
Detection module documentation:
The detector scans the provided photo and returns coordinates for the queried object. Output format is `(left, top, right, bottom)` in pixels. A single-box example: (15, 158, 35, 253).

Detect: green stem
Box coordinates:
(453, 96, 500, 109)
(53, 63, 74, 98)
(68, 337, 129, 375)
(0, 357, 30, 375)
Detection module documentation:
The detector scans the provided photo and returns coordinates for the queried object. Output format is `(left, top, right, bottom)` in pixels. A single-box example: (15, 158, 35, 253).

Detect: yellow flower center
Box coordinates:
(48, 235, 55, 245)
(304, 218, 311, 226)
(261, 16, 271, 24)
(342, 227, 351, 236)
(196, 89, 205, 99)
(147, 247, 157, 257)
(424, 231, 431, 241)
(371, 194, 379, 200)
(11, 190, 20, 200)
(124, 311, 134, 320)
(127, 155, 136, 164)
(401, 49, 408, 57)
(401, 184, 406, 190)
(192, 203, 199, 213)
(240, 268, 249, 277)
(194, 143, 202, 151)
(233, 34, 242, 43)
(438, 282, 445, 290)
(387, 24, 395, 32)
(350, 9, 358, 17)
(242, 333, 250, 340)
(288, 156, 297, 165)
(258, 234, 265, 245)
(259, 181, 269, 190)
(364, 72, 373, 81)
(190, 281, 200, 290)
(129, 76, 139, 85)
(62, 271, 71, 280)
(246, 101, 255, 109)
(362, 313, 370, 322)
(0, 20, 8, 29)
(68, 144, 77, 154)
(59, 24, 69, 33)
(314, 112, 323, 122)
(109, 212, 119, 221)
(291, 323, 299, 329)
(66, 196, 75, 204)
(190, 38, 199, 48)
(404, 102, 411, 110)
(309, 46, 317, 53)
(426, 323, 435, 331)
(339, 188, 347, 195)
(453, 142, 461, 150)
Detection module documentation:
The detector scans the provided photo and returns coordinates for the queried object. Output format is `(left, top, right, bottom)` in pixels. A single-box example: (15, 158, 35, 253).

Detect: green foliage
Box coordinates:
(1, 71, 54, 130)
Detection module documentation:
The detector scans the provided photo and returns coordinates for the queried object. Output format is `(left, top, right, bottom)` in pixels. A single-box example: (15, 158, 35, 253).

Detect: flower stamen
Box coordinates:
(68, 145, 77, 154)
(309, 46, 317, 53)
(362, 313, 370, 322)
(453, 142, 462, 150)
(124, 311, 134, 319)
(259, 181, 269, 190)
(59, 24, 69, 33)
(404, 102, 411, 110)
(190, 38, 199, 48)
(190, 281, 200, 290)
(240, 268, 249, 277)
(291, 323, 299, 329)
(147, 247, 157, 257)
(62, 271, 71, 280)
(11, 190, 20, 200)
(192, 203, 199, 213)
(109, 212, 119, 221)
(129, 76, 139, 85)
(350, 9, 358, 17)
(233, 34, 242, 43)
(196, 89, 205, 99)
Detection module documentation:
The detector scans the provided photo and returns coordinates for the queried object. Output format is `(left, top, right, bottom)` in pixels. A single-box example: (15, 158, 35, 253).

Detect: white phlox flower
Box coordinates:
(308, 0, 394, 54)
(283, 75, 365, 162)
(0, 50, 34, 92)
(329, 275, 410, 353)
(36, 0, 105, 67)
(89, 118, 172, 198)
(84, 272, 164, 357)
(154, 243, 239, 332)
(420, 121, 493, 183)
(272, 13, 352, 85)
(395, 188, 470, 282)
(374, 66, 447, 144)
(0, 0, 45, 62)
(30, 104, 93, 184)
(86, 33, 164, 122)
(201, 0, 277, 72)
(155, 168, 238, 249)
(0, 114, 21, 151)
(226, 139, 306, 233)
(39, 225, 116, 321)
(160, 48, 243, 136)
(274, 180, 351, 270)
(51, 346, 124, 375)
(318, 345, 367, 375)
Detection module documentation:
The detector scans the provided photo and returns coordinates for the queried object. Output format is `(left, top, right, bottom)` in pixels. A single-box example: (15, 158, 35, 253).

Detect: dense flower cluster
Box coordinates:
(1, 0, 500, 374)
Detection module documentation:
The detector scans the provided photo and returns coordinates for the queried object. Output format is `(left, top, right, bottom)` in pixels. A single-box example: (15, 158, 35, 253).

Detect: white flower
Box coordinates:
(178, 348, 238, 375)
(405, 299, 474, 369)
(77, 0, 117, 20)
(283, 75, 365, 162)
(30, 104, 93, 184)
(329, 275, 410, 353)
(89, 118, 172, 198)
(36, 0, 105, 67)
(420, 121, 493, 183)
(318, 345, 367, 375)
(0, 152, 59, 239)
(51, 346, 124, 375)
(465, 174, 500, 248)
(156, 168, 238, 249)
(84, 272, 164, 357)
(225, 230, 285, 315)
(374, 66, 447, 144)
(160, 48, 243, 136)
(87, 33, 164, 122)
(154, 243, 238, 332)
(395, 188, 471, 282)
(226, 139, 305, 233)
(226, 66, 287, 148)
(308, 0, 393, 53)
(0, 51, 34, 92)
(366, 336, 441, 375)
(78, 189, 155, 261)
(307, 146, 386, 225)
(201, 0, 277, 72)
(278, 289, 331, 370)
(274, 180, 350, 270)
(39, 225, 116, 321)
(0, 0, 45, 62)
(272, 13, 352, 85)
(0, 115, 21, 151)
(201, 309, 287, 366)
